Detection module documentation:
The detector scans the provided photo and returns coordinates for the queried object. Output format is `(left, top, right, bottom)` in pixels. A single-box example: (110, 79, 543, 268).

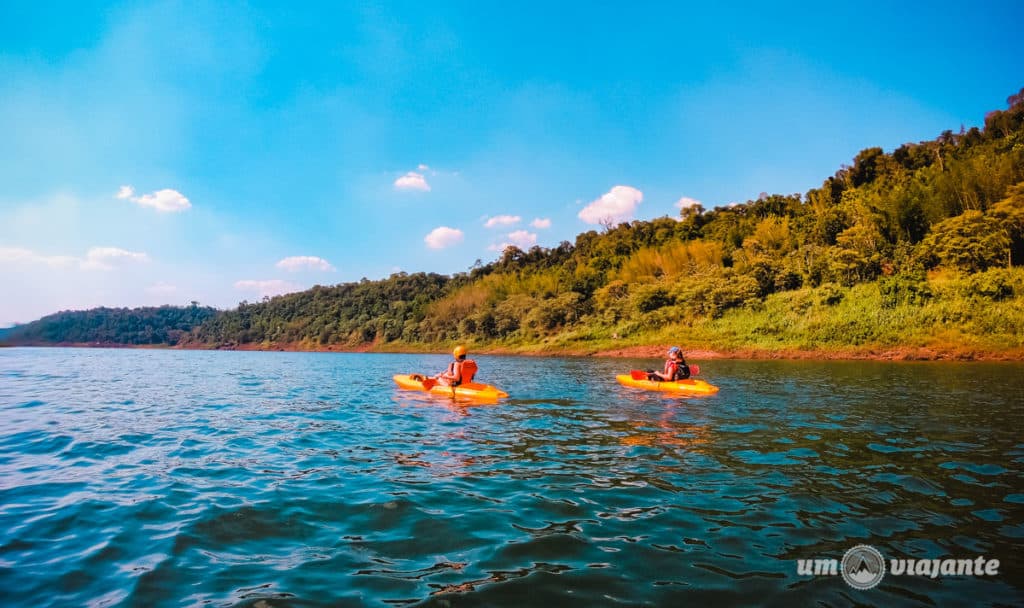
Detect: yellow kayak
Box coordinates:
(616, 374, 719, 395)
(393, 374, 509, 400)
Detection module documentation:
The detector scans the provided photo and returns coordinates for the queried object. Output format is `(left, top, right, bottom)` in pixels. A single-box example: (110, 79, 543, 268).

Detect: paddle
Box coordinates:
(423, 376, 456, 398)
(411, 373, 438, 390)
(630, 364, 700, 381)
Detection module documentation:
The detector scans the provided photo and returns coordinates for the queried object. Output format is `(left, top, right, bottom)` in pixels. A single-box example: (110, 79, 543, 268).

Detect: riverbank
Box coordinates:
(207, 341, 1024, 361)
(7, 336, 1024, 362)
(8, 278, 1024, 362)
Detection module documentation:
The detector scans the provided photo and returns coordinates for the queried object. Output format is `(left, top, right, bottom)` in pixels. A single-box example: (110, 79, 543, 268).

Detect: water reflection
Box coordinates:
(617, 410, 711, 452)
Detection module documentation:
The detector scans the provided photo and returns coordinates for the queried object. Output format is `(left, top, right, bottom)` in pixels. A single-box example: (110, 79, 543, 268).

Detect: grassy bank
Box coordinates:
(479, 270, 1024, 359)
(185, 269, 1024, 361)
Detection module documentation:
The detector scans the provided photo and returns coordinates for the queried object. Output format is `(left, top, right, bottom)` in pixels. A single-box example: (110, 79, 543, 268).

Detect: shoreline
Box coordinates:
(5, 341, 1024, 361)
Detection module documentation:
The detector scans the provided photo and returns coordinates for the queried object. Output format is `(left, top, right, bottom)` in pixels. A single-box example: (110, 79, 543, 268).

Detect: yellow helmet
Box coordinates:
(453, 345, 468, 358)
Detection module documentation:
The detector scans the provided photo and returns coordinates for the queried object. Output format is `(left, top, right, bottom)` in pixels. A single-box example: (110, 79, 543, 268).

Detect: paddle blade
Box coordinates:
(421, 377, 437, 390)
(630, 369, 648, 380)
(689, 364, 700, 376)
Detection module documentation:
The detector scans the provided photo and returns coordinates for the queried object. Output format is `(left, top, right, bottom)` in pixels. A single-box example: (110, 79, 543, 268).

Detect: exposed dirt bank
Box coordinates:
(8, 341, 1023, 361)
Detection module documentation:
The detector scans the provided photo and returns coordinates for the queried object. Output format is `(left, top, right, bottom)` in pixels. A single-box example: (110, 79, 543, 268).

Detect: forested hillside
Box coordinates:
(7, 89, 1024, 356)
(190, 89, 1024, 354)
(186, 272, 451, 347)
(2, 305, 218, 346)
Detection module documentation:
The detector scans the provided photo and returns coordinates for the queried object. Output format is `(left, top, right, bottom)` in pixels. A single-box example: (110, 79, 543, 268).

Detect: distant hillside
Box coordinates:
(184, 272, 451, 347)
(1, 305, 219, 346)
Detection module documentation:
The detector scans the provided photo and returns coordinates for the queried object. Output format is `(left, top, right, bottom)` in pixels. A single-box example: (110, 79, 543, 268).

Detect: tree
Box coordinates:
(989, 182, 1024, 265)
(918, 210, 1010, 272)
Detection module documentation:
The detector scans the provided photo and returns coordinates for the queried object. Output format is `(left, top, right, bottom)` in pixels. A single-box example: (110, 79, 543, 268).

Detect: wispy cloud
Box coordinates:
(394, 171, 430, 191)
(117, 186, 192, 212)
(578, 185, 643, 225)
(0, 246, 78, 269)
(531, 217, 552, 229)
(484, 214, 521, 228)
(233, 279, 302, 298)
(145, 281, 177, 296)
(81, 246, 150, 270)
(424, 226, 463, 249)
(275, 256, 335, 272)
(0, 246, 148, 271)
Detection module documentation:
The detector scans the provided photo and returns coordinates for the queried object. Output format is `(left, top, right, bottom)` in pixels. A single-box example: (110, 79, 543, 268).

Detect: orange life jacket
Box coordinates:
(446, 358, 478, 385)
(459, 359, 478, 383)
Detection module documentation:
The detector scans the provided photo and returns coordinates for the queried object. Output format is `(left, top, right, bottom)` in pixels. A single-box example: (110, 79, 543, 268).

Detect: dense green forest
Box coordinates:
(189, 272, 452, 346)
(2, 305, 218, 345)
(6, 90, 1024, 356)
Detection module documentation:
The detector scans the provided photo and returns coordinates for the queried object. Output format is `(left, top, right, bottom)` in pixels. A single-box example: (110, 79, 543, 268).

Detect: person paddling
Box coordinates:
(648, 346, 690, 382)
(435, 345, 478, 387)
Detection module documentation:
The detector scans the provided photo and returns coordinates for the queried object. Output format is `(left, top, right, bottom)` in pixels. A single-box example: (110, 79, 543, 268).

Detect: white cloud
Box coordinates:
(394, 171, 431, 191)
(0, 246, 147, 271)
(417, 163, 430, 171)
(507, 230, 537, 248)
(675, 196, 703, 210)
(488, 230, 538, 252)
(424, 226, 463, 249)
(578, 185, 643, 225)
(145, 281, 177, 295)
(234, 279, 302, 298)
(484, 214, 521, 228)
(120, 187, 192, 212)
(275, 256, 335, 272)
(81, 246, 150, 270)
(531, 217, 552, 229)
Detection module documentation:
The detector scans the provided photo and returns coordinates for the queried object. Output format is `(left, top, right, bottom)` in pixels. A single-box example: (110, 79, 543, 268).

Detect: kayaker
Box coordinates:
(648, 346, 690, 382)
(435, 345, 478, 387)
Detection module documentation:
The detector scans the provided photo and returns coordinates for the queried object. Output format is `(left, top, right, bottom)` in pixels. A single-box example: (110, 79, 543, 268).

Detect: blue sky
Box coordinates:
(1, 1, 1021, 325)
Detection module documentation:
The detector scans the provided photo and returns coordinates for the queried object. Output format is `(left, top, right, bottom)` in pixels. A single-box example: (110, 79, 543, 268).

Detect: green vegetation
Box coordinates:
(6, 89, 1024, 358)
(186, 272, 451, 347)
(2, 304, 218, 346)
(533, 268, 1024, 355)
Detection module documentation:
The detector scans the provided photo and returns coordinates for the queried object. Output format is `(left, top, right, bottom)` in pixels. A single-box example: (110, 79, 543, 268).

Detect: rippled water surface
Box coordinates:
(1, 348, 1022, 607)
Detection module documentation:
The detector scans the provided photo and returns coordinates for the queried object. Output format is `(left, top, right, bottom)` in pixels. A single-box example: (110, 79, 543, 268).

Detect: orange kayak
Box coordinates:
(616, 374, 719, 395)
(393, 374, 509, 400)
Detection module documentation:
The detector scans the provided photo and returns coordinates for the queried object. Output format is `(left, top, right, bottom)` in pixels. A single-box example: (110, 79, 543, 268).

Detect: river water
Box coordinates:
(1, 347, 1021, 607)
